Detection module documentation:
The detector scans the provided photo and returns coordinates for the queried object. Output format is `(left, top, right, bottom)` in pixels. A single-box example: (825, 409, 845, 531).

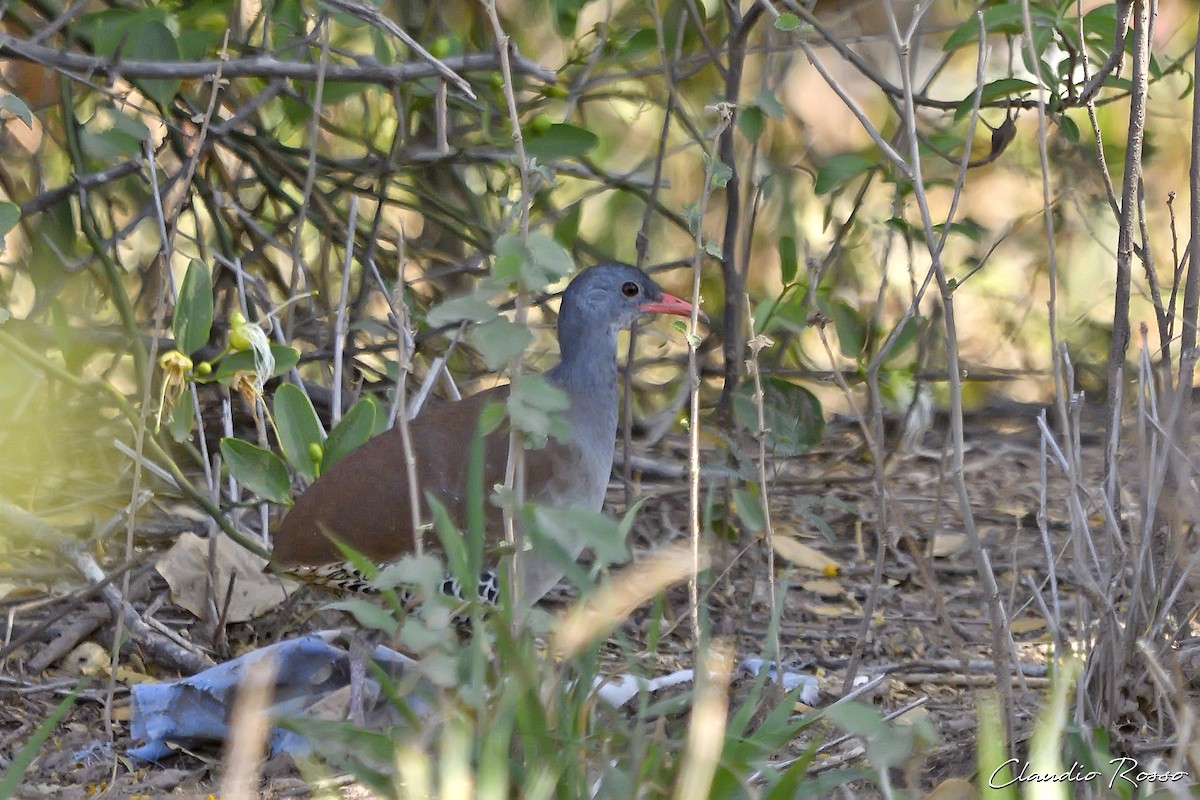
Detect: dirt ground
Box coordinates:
(0, 404, 1186, 798)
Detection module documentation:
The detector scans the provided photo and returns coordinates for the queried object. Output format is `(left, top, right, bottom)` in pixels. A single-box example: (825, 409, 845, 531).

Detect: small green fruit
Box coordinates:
(528, 113, 553, 135)
(228, 311, 251, 351)
(229, 329, 251, 352)
(428, 36, 452, 59)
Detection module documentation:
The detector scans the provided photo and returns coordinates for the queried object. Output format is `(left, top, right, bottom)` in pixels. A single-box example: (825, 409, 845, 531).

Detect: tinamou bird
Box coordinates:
(269, 262, 702, 605)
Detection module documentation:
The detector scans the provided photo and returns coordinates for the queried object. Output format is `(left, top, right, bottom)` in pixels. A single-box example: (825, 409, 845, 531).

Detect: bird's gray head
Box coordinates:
(559, 262, 696, 335)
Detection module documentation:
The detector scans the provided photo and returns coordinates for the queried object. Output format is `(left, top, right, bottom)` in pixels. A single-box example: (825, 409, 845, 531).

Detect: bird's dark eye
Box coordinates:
(621, 281, 640, 298)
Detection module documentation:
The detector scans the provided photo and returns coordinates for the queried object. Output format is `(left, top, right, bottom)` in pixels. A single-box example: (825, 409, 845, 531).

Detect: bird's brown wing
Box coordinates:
(270, 385, 511, 567)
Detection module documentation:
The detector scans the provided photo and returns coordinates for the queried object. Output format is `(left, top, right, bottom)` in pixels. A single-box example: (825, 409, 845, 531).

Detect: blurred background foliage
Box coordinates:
(0, 0, 1196, 561)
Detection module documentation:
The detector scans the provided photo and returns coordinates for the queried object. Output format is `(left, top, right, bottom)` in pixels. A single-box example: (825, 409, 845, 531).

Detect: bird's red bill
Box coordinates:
(640, 292, 707, 323)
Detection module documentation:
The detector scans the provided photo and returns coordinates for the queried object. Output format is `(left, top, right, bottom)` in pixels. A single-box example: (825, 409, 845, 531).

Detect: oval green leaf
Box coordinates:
(273, 383, 325, 480)
(129, 19, 181, 108)
(0, 202, 19, 252)
(814, 154, 876, 195)
(524, 123, 598, 160)
(321, 398, 377, 471)
(732, 377, 825, 457)
(174, 259, 213, 355)
(220, 437, 292, 504)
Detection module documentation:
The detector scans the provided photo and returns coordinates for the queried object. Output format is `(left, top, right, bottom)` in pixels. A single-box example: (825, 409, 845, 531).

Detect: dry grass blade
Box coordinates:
(555, 542, 711, 658)
(218, 650, 280, 800)
(673, 641, 734, 800)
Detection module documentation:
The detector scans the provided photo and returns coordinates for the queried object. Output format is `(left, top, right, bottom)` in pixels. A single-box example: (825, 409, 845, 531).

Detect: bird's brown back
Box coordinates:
(269, 385, 598, 569)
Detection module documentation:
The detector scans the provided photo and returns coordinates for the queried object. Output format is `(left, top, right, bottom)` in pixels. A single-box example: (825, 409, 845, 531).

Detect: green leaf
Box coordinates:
(322, 81, 370, 105)
(1082, 4, 1118, 40)
(732, 377, 825, 457)
(883, 315, 922, 362)
(128, 20, 181, 107)
(0, 93, 32, 128)
(515, 373, 570, 413)
(933, 218, 984, 243)
(943, 3, 1056, 51)
(814, 154, 875, 195)
(322, 399, 377, 470)
(375, 552, 445, 597)
(323, 598, 398, 633)
(270, 0, 306, 53)
(492, 233, 526, 285)
(426, 291, 499, 328)
(166, 390, 195, 442)
(273, 383, 324, 480)
(703, 240, 724, 259)
(177, 28, 223, 61)
(526, 231, 576, 286)
(554, 202, 582, 247)
(708, 158, 733, 189)
(220, 438, 292, 504)
(732, 484, 765, 532)
(427, 496, 469, 587)
(682, 202, 701, 236)
(524, 123, 598, 160)
(756, 89, 785, 119)
(362, 393, 389, 436)
(80, 107, 149, 162)
(828, 300, 865, 359)
(469, 317, 533, 371)
(0, 202, 19, 251)
(173, 259, 213, 355)
(214, 343, 300, 383)
(532, 506, 629, 567)
(778, 235, 798, 284)
(775, 12, 800, 31)
(553, 0, 589, 34)
(1057, 113, 1080, 143)
(954, 78, 1037, 120)
(738, 104, 766, 142)
(507, 373, 570, 446)
(618, 28, 658, 59)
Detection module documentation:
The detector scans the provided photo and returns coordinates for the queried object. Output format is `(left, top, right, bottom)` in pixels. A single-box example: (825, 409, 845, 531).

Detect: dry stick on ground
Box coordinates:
(73, 551, 215, 675)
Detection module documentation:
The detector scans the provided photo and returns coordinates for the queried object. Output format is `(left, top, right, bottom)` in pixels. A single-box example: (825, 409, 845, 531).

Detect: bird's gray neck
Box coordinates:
(547, 323, 620, 447)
